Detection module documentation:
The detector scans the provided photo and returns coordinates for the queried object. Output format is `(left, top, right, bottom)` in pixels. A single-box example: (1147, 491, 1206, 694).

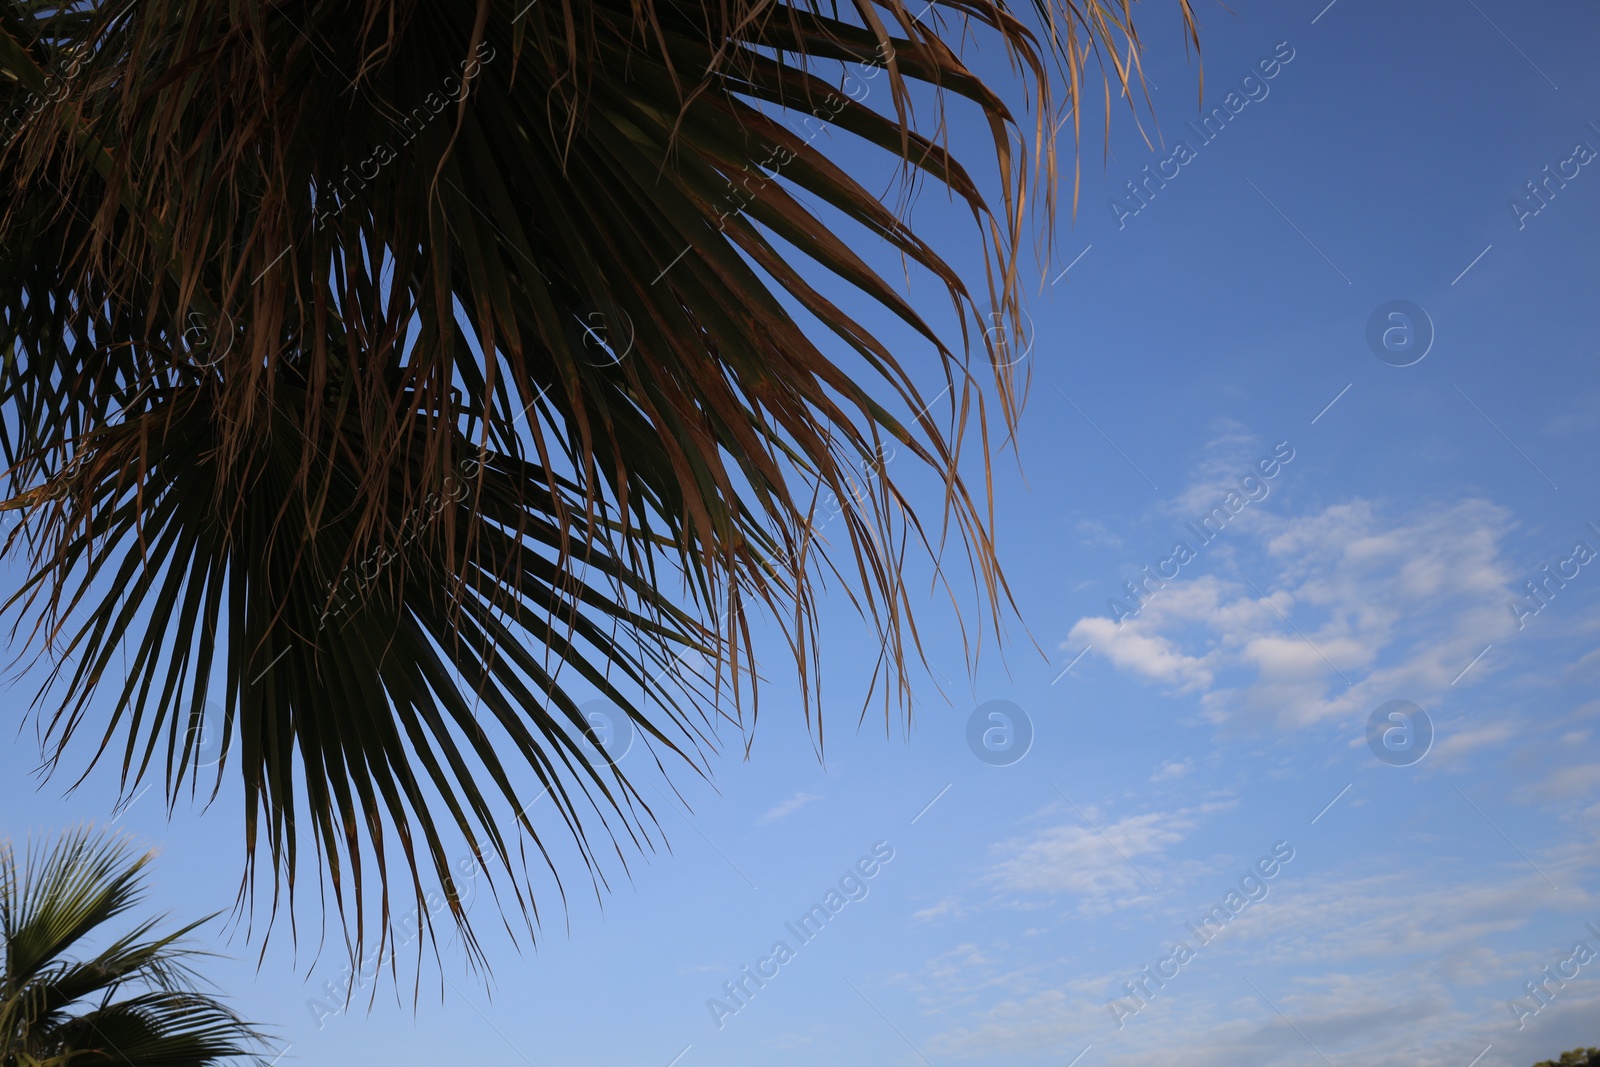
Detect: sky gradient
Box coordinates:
(5, 1, 1600, 1065)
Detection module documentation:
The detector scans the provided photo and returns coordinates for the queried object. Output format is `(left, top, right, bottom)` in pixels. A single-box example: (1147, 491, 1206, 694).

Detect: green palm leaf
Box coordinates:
(0, 827, 264, 1067)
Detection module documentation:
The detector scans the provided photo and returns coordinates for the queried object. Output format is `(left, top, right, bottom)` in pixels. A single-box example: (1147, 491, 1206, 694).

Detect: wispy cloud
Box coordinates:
(921, 854, 1600, 1064)
(757, 790, 821, 824)
(1151, 758, 1194, 781)
(989, 807, 1192, 911)
(1068, 498, 1523, 732)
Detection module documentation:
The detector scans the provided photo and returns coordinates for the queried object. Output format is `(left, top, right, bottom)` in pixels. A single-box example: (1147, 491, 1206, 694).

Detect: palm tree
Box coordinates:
(0, 0, 1198, 965)
(0, 827, 263, 1066)
(1535, 1051, 1600, 1067)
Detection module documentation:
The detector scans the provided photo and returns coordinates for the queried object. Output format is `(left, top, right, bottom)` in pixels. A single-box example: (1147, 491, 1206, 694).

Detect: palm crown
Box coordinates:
(0, 0, 1195, 967)
(0, 828, 262, 1067)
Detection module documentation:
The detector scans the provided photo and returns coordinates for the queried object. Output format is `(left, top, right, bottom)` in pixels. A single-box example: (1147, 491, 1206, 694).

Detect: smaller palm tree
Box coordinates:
(1, 827, 265, 1066)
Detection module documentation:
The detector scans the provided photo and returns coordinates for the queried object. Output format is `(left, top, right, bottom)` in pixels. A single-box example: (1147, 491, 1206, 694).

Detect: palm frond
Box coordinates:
(0, 0, 1198, 972)
(0, 827, 264, 1067)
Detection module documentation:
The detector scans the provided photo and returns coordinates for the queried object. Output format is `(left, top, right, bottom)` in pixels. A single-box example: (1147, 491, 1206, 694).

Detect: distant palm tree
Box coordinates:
(0, 0, 1197, 963)
(0, 828, 263, 1066)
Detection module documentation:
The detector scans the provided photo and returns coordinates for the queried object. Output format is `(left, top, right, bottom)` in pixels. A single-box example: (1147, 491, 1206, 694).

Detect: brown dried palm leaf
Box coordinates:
(0, 0, 1197, 974)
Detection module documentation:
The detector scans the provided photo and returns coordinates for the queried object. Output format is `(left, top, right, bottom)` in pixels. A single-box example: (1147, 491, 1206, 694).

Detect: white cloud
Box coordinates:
(1430, 722, 1516, 766)
(908, 447, 1600, 1067)
(1152, 758, 1193, 781)
(1521, 763, 1600, 803)
(1162, 420, 1274, 522)
(757, 790, 820, 824)
(923, 986, 1106, 1059)
(913, 898, 963, 923)
(1074, 519, 1126, 550)
(1067, 498, 1524, 732)
(989, 808, 1190, 912)
(918, 854, 1600, 1065)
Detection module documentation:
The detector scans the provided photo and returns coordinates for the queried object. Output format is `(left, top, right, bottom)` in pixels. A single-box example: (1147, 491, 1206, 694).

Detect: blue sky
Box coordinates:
(7, 1, 1600, 1065)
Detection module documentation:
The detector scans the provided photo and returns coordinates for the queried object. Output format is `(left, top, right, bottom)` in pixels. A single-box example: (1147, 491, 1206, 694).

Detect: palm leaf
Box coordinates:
(0, 828, 264, 1066)
(0, 0, 1197, 972)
